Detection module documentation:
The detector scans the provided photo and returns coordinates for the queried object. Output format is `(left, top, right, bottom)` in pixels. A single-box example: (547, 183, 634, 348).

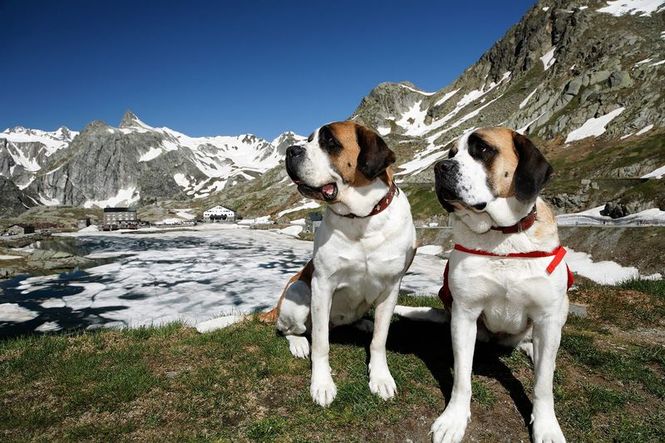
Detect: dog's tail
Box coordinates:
(393, 305, 450, 323)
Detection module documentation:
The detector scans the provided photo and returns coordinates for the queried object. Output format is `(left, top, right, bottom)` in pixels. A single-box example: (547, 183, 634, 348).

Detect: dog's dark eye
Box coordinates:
(467, 134, 497, 164)
(318, 125, 342, 155)
(448, 148, 457, 158)
(307, 132, 314, 143)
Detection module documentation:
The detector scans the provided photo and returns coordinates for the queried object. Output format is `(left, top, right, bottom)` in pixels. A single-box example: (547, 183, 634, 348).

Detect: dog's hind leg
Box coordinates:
(516, 341, 534, 362)
(276, 278, 313, 359)
(353, 318, 374, 333)
(285, 334, 310, 359)
(259, 260, 313, 323)
(497, 327, 534, 363)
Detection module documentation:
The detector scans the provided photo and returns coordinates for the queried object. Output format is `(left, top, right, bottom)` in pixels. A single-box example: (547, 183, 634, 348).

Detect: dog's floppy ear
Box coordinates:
(512, 132, 553, 202)
(356, 125, 396, 180)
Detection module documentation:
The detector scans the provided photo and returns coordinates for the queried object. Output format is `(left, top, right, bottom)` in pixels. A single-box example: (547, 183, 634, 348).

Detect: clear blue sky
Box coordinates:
(1, 0, 536, 140)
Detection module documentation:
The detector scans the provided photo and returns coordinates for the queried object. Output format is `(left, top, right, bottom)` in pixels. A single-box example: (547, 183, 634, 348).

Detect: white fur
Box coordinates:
(432, 215, 568, 442)
(432, 132, 567, 443)
(450, 132, 495, 207)
(277, 126, 417, 406)
(485, 196, 534, 228)
(296, 130, 339, 188)
(329, 179, 391, 217)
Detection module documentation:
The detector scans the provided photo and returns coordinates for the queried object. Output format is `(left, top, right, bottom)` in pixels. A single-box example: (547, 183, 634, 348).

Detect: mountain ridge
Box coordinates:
(203, 0, 664, 221)
(1, 0, 663, 220)
(0, 111, 305, 210)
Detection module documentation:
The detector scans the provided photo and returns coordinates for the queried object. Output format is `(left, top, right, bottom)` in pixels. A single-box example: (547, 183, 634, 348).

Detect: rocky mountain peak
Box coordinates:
(83, 120, 111, 133)
(271, 131, 307, 155)
(5, 126, 29, 134)
(119, 110, 142, 128)
(56, 127, 73, 140)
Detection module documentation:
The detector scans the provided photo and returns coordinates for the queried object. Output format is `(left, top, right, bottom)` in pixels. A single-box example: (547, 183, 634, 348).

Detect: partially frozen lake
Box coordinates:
(0, 225, 444, 337)
(1, 224, 659, 337)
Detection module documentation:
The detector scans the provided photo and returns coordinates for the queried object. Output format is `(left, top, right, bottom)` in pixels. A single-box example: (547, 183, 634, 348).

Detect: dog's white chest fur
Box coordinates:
(314, 192, 415, 325)
(449, 251, 568, 335)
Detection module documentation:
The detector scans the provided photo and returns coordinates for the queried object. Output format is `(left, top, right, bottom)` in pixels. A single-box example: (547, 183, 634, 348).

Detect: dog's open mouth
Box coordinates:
(297, 183, 338, 202)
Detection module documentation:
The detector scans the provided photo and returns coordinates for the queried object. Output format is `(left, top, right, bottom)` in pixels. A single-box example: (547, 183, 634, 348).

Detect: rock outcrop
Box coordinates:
(0, 176, 35, 217)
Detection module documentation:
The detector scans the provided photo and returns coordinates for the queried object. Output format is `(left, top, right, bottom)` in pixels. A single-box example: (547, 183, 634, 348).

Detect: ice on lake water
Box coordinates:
(0, 225, 444, 336)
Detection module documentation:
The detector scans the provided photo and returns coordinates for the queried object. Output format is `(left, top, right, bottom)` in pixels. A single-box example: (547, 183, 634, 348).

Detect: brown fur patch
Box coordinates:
(474, 127, 519, 197)
(327, 122, 392, 186)
(533, 198, 559, 242)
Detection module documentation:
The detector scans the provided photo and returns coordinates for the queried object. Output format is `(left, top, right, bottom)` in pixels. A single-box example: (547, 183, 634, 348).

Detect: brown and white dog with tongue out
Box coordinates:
(261, 121, 417, 407)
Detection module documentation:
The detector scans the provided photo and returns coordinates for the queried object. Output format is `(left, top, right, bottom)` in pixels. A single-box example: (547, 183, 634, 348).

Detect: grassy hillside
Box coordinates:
(1, 284, 664, 442)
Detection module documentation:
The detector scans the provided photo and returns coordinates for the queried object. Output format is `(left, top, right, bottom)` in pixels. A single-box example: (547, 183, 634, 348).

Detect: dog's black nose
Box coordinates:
(435, 160, 454, 175)
(286, 145, 305, 159)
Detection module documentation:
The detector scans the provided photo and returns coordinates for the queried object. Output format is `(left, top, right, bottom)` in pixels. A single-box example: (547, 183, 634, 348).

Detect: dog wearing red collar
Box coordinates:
(430, 128, 570, 443)
(262, 121, 417, 407)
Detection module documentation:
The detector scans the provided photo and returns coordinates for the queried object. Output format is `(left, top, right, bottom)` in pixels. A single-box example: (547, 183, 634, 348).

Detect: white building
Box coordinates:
(203, 205, 236, 222)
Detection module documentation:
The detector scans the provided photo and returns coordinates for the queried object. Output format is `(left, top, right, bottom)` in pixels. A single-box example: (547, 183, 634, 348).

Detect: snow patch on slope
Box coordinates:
(399, 84, 435, 96)
(424, 72, 511, 135)
(39, 193, 61, 206)
(566, 248, 661, 284)
(139, 147, 163, 162)
(519, 87, 539, 109)
(597, 0, 665, 17)
(541, 47, 556, 71)
(642, 164, 665, 178)
(636, 124, 654, 136)
(565, 107, 625, 143)
(434, 89, 460, 107)
(83, 187, 140, 209)
(557, 207, 665, 225)
(396, 101, 429, 136)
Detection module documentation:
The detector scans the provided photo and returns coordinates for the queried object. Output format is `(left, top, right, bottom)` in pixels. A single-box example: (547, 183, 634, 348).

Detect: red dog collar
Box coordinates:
(339, 182, 399, 219)
(490, 207, 537, 233)
(438, 244, 574, 309)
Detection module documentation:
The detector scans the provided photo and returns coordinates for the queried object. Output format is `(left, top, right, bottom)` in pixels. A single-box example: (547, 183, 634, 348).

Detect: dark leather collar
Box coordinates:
(490, 206, 537, 233)
(338, 182, 399, 219)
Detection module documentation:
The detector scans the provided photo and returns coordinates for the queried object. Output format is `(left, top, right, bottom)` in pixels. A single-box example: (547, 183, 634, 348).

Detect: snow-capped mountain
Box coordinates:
(2, 0, 663, 219)
(351, 0, 665, 181)
(0, 111, 304, 209)
(205, 0, 665, 220)
(0, 126, 78, 188)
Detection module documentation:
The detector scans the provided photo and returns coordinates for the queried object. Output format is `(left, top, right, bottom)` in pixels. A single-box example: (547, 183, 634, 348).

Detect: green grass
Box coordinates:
(619, 278, 665, 298)
(1, 291, 663, 442)
(569, 277, 665, 330)
(401, 184, 447, 221)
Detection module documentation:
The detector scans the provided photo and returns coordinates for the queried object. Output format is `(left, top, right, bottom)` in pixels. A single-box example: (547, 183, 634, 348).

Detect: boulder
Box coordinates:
(600, 202, 629, 219)
(609, 71, 633, 89)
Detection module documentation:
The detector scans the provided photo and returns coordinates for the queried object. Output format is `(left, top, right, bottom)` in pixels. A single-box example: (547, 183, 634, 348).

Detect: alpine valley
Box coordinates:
(2, 0, 664, 225)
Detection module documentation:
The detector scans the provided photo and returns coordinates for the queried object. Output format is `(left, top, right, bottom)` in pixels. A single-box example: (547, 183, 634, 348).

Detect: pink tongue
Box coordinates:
(322, 184, 335, 196)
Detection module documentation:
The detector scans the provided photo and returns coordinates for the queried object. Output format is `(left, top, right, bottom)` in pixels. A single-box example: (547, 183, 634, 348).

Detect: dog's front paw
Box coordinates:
(532, 413, 565, 443)
(430, 406, 470, 443)
(310, 373, 337, 407)
(369, 368, 397, 400)
(286, 335, 310, 359)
